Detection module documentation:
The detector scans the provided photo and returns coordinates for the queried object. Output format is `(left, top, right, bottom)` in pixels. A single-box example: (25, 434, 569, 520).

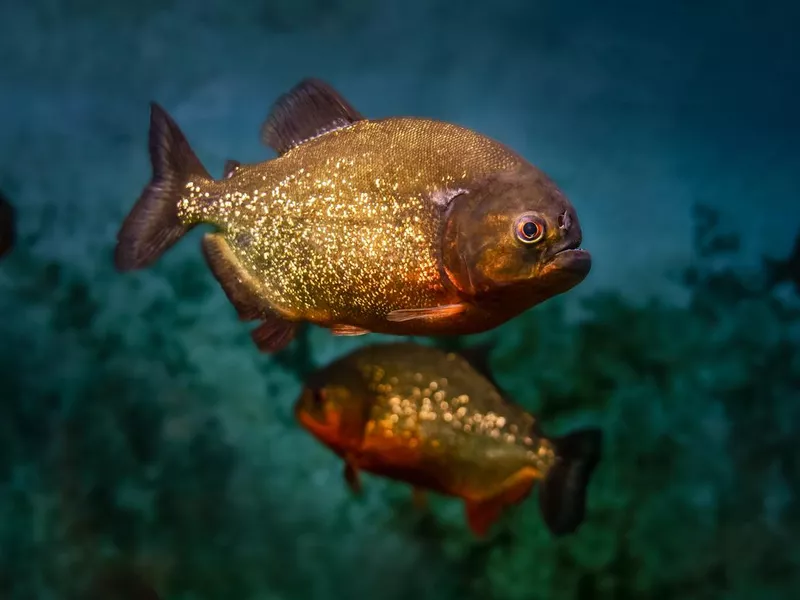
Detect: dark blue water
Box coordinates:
(0, 1, 798, 598)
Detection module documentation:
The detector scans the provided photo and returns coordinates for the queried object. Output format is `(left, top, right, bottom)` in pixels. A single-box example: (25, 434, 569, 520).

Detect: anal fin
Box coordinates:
(202, 233, 296, 353)
(465, 498, 504, 538)
(464, 470, 538, 537)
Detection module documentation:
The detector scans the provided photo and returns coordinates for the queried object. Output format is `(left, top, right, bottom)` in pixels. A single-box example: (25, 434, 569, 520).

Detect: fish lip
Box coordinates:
(547, 231, 590, 271)
(542, 248, 592, 276)
(554, 247, 590, 260)
(295, 404, 322, 437)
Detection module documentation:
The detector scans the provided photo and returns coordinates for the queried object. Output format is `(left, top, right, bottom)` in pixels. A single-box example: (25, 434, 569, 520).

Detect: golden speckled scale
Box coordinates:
(178, 117, 520, 331)
(295, 343, 604, 537)
(114, 79, 591, 354)
(352, 344, 554, 499)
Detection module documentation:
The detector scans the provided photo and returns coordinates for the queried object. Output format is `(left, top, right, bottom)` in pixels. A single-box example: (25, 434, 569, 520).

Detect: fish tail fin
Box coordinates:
(114, 102, 212, 272)
(538, 427, 603, 536)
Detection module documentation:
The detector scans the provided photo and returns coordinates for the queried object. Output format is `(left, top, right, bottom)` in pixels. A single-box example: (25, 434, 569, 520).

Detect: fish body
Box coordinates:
(0, 193, 14, 259)
(114, 79, 591, 353)
(179, 118, 519, 332)
(296, 342, 603, 536)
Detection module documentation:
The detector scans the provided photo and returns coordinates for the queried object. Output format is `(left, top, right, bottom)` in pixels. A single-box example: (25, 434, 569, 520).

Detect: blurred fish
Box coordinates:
(295, 343, 603, 537)
(84, 564, 161, 600)
(114, 79, 590, 353)
(0, 192, 14, 259)
(765, 231, 800, 294)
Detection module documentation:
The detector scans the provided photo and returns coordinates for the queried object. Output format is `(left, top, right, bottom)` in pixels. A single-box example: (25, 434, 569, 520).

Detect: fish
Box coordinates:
(114, 78, 591, 353)
(295, 342, 603, 537)
(0, 192, 15, 259)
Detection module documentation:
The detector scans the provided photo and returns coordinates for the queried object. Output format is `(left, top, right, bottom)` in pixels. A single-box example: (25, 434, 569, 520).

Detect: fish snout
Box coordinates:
(558, 210, 572, 232)
(554, 207, 583, 254)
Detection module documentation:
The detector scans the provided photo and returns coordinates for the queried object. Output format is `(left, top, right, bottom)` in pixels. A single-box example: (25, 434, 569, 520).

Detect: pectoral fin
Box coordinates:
(386, 303, 467, 323)
(331, 324, 370, 336)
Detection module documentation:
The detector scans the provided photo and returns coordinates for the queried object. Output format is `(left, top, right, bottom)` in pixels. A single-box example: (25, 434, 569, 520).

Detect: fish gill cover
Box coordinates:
(0, 0, 798, 599)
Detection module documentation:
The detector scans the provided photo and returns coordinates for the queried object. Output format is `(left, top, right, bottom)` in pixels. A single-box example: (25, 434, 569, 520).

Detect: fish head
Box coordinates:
(441, 166, 591, 309)
(294, 384, 350, 448)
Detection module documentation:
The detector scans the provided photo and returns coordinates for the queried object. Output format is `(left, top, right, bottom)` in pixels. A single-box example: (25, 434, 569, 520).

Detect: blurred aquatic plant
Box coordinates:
(0, 233, 457, 599)
(1, 203, 798, 599)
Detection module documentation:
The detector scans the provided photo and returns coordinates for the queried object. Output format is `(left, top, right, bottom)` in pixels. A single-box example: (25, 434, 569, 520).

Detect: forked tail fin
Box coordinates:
(114, 102, 212, 271)
(538, 427, 603, 536)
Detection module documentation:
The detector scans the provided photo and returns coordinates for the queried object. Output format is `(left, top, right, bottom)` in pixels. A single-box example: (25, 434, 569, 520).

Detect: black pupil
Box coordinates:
(522, 221, 538, 238)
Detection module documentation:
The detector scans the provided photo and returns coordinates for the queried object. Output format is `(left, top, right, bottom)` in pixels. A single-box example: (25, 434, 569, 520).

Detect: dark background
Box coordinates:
(0, 1, 798, 598)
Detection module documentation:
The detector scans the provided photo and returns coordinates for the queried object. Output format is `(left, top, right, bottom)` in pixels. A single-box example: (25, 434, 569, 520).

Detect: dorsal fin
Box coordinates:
(260, 78, 364, 155)
(222, 159, 240, 179)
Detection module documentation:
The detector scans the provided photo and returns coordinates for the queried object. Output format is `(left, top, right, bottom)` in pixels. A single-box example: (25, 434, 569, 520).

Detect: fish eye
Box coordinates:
(514, 214, 546, 244)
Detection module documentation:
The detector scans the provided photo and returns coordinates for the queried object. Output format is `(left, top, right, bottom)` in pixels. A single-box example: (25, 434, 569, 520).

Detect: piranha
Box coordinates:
(0, 192, 15, 260)
(114, 79, 591, 353)
(295, 342, 603, 537)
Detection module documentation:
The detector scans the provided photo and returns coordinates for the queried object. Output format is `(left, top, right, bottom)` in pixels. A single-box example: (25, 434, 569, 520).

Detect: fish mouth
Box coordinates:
(295, 402, 326, 439)
(541, 245, 592, 278)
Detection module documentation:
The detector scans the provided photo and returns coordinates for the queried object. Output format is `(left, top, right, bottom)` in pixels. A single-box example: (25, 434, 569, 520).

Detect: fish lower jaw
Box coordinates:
(540, 248, 592, 278)
(552, 248, 590, 262)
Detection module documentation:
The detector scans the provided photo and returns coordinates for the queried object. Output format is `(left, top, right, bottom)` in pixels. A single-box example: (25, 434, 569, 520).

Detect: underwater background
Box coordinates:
(1, 0, 799, 598)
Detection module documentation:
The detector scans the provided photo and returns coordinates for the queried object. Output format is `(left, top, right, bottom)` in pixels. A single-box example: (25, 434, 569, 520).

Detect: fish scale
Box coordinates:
(296, 342, 604, 537)
(178, 118, 520, 324)
(114, 78, 591, 353)
(357, 351, 553, 495)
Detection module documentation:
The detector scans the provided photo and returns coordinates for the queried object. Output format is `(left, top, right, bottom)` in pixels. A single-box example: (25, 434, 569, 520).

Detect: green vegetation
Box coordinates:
(0, 206, 797, 599)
